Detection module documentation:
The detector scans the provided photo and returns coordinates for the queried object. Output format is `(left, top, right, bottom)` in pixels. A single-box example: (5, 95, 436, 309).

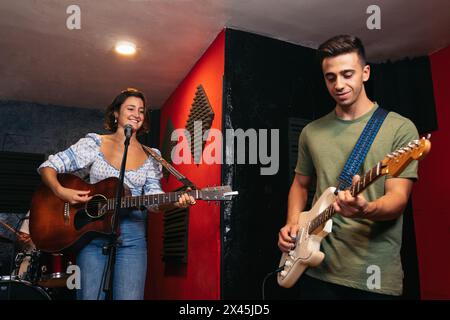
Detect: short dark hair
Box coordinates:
(317, 35, 366, 66)
(104, 88, 150, 134)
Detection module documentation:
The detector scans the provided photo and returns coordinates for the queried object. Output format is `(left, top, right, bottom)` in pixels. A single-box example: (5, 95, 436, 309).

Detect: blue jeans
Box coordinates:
(76, 210, 147, 300)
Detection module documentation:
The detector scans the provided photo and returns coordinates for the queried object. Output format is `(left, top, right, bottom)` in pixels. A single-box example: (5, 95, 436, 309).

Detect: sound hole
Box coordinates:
(85, 195, 108, 219)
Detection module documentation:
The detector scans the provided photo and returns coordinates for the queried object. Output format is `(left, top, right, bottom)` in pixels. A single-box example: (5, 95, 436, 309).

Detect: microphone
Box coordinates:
(124, 124, 133, 139)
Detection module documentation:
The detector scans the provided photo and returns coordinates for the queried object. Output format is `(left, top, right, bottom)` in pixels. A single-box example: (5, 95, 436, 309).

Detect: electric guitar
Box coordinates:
(277, 136, 431, 288)
(29, 174, 238, 252)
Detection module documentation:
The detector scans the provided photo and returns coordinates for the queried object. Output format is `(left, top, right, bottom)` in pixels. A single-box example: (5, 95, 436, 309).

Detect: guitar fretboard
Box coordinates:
(106, 190, 199, 210)
(308, 162, 383, 234)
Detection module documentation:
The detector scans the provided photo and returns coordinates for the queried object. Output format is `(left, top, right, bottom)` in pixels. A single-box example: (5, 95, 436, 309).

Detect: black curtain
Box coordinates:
(367, 56, 438, 134)
(366, 57, 438, 300)
(222, 29, 333, 299)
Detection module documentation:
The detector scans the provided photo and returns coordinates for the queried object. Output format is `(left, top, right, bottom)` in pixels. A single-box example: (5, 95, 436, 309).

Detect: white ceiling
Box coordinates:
(0, 0, 449, 109)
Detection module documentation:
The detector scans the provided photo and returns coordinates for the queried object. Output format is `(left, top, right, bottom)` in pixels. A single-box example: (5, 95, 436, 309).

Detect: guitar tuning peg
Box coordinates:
(207, 201, 210, 206)
(215, 201, 219, 206)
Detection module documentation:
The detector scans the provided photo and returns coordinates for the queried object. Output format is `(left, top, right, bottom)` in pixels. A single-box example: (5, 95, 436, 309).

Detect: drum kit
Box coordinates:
(0, 222, 75, 300)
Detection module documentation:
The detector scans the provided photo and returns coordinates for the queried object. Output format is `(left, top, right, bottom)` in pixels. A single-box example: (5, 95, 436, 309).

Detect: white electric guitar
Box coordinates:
(277, 136, 431, 288)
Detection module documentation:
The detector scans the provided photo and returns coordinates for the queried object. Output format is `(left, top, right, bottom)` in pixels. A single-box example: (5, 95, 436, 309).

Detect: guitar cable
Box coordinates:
(261, 266, 284, 300)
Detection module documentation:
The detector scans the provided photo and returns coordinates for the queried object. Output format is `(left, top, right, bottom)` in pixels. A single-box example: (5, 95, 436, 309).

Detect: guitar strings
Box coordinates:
(80, 191, 196, 207)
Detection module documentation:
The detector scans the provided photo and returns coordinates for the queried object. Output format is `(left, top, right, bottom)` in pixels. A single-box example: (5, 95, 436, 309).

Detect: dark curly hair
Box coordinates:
(104, 88, 150, 134)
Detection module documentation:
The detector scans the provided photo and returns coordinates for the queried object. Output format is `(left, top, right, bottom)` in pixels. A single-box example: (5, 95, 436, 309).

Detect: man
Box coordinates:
(278, 35, 419, 299)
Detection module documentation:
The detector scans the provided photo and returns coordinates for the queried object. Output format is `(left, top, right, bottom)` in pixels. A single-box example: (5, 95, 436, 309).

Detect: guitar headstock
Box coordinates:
(199, 186, 239, 201)
(380, 136, 431, 177)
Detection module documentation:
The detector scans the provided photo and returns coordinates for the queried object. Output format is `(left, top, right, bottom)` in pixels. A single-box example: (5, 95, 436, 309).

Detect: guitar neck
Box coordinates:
(308, 162, 384, 234)
(106, 190, 200, 211)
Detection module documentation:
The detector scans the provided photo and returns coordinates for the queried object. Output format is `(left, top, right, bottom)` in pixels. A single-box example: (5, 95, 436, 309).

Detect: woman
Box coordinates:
(38, 88, 195, 299)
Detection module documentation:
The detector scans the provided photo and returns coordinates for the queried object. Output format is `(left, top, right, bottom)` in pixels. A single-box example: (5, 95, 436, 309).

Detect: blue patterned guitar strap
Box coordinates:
(336, 106, 389, 192)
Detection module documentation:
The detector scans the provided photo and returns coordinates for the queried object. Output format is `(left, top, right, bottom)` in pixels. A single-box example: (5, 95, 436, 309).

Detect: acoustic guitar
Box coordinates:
(29, 174, 238, 252)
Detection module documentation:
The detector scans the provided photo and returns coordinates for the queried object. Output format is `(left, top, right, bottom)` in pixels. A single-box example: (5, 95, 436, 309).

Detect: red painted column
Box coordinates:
(145, 30, 225, 299)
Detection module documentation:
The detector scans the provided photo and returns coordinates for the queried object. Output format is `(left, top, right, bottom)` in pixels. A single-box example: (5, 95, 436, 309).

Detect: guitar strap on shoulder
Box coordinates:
(141, 144, 197, 189)
(336, 106, 389, 191)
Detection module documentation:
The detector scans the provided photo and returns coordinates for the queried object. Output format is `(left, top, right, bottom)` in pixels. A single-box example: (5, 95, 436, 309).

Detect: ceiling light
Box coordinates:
(115, 41, 137, 55)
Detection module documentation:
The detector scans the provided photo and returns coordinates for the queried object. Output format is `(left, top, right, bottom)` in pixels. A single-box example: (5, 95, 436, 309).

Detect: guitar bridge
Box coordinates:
(64, 202, 70, 225)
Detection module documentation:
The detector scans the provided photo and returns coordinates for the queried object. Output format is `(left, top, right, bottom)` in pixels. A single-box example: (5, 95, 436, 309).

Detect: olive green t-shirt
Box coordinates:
(295, 103, 418, 296)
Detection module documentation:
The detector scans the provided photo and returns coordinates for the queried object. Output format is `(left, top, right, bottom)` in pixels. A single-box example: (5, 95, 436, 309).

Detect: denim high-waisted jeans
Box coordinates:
(76, 210, 147, 300)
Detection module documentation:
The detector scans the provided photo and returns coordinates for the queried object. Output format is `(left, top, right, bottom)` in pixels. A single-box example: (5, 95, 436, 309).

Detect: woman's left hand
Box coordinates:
(174, 187, 196, 208)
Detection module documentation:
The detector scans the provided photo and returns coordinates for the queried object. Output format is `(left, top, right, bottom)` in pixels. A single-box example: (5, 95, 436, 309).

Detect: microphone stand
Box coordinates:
(102, 126, 132, 300)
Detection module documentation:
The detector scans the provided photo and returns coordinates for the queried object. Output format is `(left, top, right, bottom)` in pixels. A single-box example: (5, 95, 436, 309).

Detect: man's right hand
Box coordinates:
(278, 223, 299, 253)
(55, 186, 92, 205)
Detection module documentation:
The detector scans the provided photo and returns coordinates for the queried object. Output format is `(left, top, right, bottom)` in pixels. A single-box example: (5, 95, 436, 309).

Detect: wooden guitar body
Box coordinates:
(30, 174, 127, 253)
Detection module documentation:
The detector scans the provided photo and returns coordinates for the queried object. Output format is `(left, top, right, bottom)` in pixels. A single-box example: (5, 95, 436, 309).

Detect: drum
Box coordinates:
(0, 279, 51, 300)
(12, 251, 74, 288)
(37, 252, 74, 288)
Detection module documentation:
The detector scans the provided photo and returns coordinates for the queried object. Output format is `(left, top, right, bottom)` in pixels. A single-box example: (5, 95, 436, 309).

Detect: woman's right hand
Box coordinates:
(55, 186, 92, 205)
(278, 223, 299, 253)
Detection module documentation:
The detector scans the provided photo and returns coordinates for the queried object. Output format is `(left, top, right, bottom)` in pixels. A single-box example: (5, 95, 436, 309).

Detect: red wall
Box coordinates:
(413, 45, 450, 299)
(145, 30, 225, 299)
